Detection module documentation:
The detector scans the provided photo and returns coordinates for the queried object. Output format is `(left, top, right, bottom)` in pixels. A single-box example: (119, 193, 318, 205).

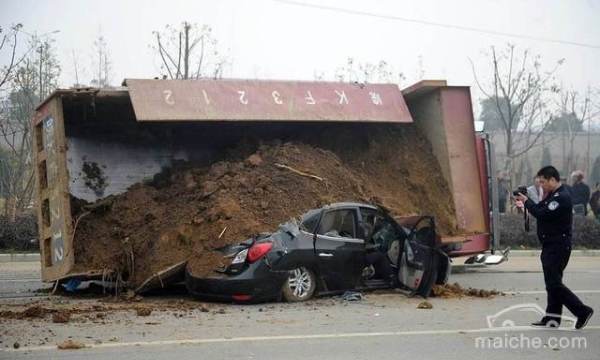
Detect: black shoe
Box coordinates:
(575, 307, 593, 330)
(531, 318, 560, 328)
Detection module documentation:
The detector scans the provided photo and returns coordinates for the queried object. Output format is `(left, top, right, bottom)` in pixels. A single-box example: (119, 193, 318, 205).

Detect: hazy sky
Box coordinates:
(1, 0, 600, 113)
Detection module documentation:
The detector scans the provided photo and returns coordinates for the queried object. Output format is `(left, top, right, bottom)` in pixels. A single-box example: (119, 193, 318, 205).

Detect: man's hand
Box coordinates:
(515, 193, 529, 203)
(515, 200, 524, 209)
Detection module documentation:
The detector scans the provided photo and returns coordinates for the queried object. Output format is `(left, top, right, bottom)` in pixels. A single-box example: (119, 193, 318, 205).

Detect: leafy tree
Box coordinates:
(479, 97, 521, 131)
(546, 112, 583, 132)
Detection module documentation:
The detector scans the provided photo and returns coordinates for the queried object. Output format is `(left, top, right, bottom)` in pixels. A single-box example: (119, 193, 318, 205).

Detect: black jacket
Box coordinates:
(571, 182, 590, 206)
(525, 184, 572, 245)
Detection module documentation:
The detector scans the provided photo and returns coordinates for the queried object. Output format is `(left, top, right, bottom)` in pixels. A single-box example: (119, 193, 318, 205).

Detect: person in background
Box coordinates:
(497, 172, 509, 213)
(570, 170, 590, 216)
(561, 177, 572, 196)
(590, 183, 600, 221)
(527, 176, 544, 203)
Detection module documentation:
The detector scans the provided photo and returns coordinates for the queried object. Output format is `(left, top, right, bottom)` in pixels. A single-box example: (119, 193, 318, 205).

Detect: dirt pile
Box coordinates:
(72, 125, 460, 288)
(57, 339, 86, 350)
(0, 305, 56, 320)
(431, 283, 503, 298)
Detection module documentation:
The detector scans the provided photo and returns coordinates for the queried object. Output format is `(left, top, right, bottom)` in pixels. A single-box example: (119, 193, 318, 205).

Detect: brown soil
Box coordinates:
(431, 283, 503, 298)
(0, 298, 215, 321)
(136, 307, 152, 316)
(417, 301, 433, 309)
(71, 125, 460, 288)
(0, 305, 56, 319)
(52, 311, 71, 323)
(57, 339, 85, 350)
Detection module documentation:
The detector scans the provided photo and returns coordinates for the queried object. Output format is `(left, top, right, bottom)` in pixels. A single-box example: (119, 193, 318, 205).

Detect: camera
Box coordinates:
(513, 186, 528, 197)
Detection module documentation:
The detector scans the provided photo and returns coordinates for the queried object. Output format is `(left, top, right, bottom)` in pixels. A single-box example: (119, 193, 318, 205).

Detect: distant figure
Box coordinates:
(497, 172, 509, 213)
(561, 177, 573, 197)
(571, 170, 590, 216)
(590, 183, 600, 221)
(527, 176, 544, 204)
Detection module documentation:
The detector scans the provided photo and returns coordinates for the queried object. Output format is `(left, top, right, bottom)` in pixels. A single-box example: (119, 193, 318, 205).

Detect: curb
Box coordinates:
(0, 253, 40, 263)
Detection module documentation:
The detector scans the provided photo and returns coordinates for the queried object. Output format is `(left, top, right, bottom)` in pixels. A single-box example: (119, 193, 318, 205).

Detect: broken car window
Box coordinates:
(300, 210, 321, 233)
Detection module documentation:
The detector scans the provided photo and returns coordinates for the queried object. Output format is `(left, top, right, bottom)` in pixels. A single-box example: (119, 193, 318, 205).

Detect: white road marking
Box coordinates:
(6, 326, 600, 353)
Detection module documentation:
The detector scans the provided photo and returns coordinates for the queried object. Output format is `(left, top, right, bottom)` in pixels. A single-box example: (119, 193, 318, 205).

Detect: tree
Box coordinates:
(0, 24, 28, 93)
(541, 146, 552, 168)
(591, 155, 600, 186)
(90, 33, 112, 87)
(334, 57, 405, 84)
(470, 44, 562, 186)
(0, 37, 60, 220)
(151, 22, 228, 80)
(550, 89, 591, 177)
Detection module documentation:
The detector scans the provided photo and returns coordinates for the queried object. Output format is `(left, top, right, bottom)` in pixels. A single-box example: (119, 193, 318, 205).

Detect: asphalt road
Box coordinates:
(1, 257, 599, 360)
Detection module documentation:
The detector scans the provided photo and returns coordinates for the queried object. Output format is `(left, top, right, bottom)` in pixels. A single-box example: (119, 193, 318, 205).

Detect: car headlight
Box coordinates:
(231, 249, 249, 265)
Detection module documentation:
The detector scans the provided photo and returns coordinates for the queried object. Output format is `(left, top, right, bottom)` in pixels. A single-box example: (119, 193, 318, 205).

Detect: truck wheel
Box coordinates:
(282, 267, 316, 302)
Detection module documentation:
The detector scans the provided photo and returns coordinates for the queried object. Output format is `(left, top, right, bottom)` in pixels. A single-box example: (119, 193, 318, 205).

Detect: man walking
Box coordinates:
(515, 166, 594, 329)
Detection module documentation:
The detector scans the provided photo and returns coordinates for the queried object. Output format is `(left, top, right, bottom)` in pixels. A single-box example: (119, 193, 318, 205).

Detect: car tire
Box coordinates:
(281, 267, 316, 302)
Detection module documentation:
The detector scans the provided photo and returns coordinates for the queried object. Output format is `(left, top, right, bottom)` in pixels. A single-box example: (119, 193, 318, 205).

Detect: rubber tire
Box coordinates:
(281, 267, 316, 302)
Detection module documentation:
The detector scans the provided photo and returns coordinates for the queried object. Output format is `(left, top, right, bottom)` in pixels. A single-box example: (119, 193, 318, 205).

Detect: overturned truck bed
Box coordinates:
(32, 79, 490, 292)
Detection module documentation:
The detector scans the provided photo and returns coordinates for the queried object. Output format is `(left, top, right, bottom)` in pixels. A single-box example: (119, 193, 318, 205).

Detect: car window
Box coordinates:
(300, 210, 320, 233)
(317, 209, 356, 238)
(359, 207, 405, 247)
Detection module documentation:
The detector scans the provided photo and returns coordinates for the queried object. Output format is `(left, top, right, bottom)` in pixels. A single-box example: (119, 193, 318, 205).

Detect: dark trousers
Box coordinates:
(541, 242, 587, 322)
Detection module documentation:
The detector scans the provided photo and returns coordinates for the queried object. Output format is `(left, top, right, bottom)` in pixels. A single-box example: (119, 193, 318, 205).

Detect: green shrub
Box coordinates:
(0, 214, 38, 251)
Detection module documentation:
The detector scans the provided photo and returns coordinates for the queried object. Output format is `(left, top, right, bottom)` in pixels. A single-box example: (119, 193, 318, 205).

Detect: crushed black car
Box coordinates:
(185, 202, 449, 303)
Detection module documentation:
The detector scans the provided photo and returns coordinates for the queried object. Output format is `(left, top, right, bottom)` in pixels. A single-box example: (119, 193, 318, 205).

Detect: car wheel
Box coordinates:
(282, 267, 316, 302)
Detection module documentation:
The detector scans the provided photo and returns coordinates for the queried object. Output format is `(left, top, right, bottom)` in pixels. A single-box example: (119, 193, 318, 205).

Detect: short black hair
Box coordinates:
(537, 166, 560, 181)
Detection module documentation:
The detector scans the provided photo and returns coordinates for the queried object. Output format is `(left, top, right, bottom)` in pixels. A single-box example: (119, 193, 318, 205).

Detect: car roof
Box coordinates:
(324, 202, 378, 210)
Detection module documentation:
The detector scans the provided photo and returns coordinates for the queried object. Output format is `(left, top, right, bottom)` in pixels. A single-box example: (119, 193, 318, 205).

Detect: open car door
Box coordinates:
(397, 216, 439, 297)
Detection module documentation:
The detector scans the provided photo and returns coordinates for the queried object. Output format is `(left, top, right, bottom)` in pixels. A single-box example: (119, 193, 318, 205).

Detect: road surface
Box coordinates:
(1, 257, 599, 359)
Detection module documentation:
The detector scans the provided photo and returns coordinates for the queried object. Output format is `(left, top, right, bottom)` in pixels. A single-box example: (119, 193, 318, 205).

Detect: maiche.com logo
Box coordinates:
(486, 303, 577, 329)
(475, 303, 587, 351)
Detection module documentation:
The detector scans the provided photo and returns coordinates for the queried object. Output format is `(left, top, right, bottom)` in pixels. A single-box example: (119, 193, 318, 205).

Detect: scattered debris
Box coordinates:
(22, 305, 47, 318)
(52, 311, 71, 323)
(13, 342, 20, 349)
(340, 291, 364, 301)
(431, 283, 502, 298)
(57, 339, 85, 350)
(136, 307, 152, 317)
(417, 301, 433, 309)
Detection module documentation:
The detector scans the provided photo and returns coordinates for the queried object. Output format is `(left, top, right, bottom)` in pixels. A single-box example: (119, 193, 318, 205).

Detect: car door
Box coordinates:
(396, 216, 439, 297)
(314, 208, 365, 291)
